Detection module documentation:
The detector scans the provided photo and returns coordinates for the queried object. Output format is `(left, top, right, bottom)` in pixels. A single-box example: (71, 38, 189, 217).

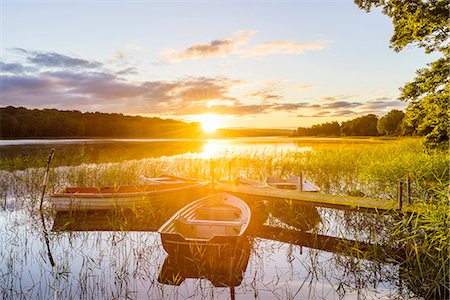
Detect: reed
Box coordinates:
(0, 137, 448, 299)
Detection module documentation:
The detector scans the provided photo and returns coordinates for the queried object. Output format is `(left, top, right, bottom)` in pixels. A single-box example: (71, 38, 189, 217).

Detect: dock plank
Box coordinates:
(217, 183, 407, 213)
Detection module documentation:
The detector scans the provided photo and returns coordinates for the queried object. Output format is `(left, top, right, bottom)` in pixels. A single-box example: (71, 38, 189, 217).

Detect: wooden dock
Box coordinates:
(216, 183, 420, 214)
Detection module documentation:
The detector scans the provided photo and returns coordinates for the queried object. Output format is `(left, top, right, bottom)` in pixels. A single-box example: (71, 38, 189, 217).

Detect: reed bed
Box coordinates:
(0, 137, 448, 299)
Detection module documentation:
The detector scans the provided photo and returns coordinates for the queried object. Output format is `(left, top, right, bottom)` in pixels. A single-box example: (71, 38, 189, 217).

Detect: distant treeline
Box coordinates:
(0, 106, 293, 138)
(0, 106, 202, 138)
(294, 110, 407, 137)
(217, 128, 293, 137)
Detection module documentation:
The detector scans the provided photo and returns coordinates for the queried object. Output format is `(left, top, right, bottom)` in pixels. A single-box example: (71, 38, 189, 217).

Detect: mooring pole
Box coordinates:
(210, 158, 215, 191)
(230, 287, 235, 300)
(406, 175, 411, 204)
(299, 172, 303, 191)
(39, 149, 55, 212)
(398, 180, 404, 210)
(228, 159, 232, 183)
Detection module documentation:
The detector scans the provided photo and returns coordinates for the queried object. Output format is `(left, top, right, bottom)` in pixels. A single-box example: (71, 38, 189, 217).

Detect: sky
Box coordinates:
(0, 0, 438, 128)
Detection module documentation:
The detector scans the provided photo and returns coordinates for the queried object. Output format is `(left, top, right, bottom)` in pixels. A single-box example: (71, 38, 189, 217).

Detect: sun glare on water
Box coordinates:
(198, 114, 222, 133)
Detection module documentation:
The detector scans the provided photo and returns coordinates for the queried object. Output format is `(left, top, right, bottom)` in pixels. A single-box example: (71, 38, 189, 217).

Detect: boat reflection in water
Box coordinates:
(158, 237, 252, 288)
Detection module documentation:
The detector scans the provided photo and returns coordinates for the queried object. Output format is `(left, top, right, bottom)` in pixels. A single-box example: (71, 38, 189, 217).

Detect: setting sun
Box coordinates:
(198, 114, 222, 133)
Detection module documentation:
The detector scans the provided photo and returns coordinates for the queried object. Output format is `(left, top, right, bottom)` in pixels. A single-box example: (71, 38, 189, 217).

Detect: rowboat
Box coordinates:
(51, 176, 208, 211)
(158, 193, 251, 253)
(266, 176, 320, 192)
(140, 174, 200, 184)
(235, 176, 320, 192)
(235, 177, 266, 187)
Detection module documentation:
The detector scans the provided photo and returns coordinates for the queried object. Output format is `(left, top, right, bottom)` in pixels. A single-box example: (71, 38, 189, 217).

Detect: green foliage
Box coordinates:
(0, 106, 202, 138)
(341, 114, 378, 136)
(295, 116, 379, 137)
(296, 121, 341, 136)
(1, 138, 448, 299)
(355, 0, 449, 149)
(392, 185, 449, 299)
(377, 109, 405, 135)
(400, 57, 450, 149)
(354, 0, 449, 54)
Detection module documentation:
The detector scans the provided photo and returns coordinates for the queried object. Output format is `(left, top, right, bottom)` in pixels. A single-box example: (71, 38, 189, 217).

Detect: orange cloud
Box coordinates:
(3, 49, 404, 119)
(159, 30, 328, 63)
(240, 40, 328, 57)
(291, 84, 314, 91)
(159, 30, 256, 63)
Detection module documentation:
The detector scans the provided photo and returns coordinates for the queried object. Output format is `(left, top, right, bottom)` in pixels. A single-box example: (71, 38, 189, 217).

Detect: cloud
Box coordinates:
(1, 49, 405, 119)
(116, 67, 138, 76)
(320, 96, 337, 102)
(0, 61, 245, 114)
(291, 84, 314, 91)
(296, 98, 405, 118)
(247, 90, 282, 101)
(159, 30, 256, 63)
(0, 61, 31, 74)
(15, 49, 103, 69)
(240, 40, 327, 57)
(109, 51, 128, 62)
(159, 30, 327, 63)
(360, 98, 405, 110)
(322, 101, 361, 109)
(320, 94, 360, 102)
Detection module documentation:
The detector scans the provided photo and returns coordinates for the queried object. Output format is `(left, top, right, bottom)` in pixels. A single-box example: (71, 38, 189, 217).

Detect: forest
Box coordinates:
(0, 106, 293, 138)
(294, 110, 410, 137)
(0, 106, 202, 138)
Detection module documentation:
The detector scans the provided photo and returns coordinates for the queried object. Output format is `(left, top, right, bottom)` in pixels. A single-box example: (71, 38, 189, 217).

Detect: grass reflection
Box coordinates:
(0, 138, 448, 299)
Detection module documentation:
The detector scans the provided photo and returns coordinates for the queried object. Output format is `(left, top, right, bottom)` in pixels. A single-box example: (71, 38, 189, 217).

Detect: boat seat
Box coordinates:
(195, 206, 241, 221)
(181, 219, 242, 227)
(272, 183, 297, 190)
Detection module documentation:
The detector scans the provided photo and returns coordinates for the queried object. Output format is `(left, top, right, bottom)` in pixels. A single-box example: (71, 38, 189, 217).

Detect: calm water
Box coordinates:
(0, 138, 413, 299)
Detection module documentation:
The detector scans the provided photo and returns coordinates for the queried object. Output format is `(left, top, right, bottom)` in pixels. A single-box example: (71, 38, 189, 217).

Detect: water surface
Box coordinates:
(0, 138, 414, 299)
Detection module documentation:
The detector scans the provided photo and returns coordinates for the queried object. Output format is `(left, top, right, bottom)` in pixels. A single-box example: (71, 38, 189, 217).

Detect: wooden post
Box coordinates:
(210, 159, 215, 191)
(398, 180, 404, 210)
(406, 175, 411, 204)
(299, 172, 303, 191)
(230, 287, 235, 300)
(228, 159, 232, 183)
(39, 149, 55, 212)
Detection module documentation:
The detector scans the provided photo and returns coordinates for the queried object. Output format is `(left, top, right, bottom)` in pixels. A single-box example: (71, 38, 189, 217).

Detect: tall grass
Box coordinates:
(0, 137, 448, 298)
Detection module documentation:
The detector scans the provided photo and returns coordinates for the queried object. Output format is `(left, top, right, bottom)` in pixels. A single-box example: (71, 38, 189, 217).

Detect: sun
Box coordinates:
(198, 114, 222, 133)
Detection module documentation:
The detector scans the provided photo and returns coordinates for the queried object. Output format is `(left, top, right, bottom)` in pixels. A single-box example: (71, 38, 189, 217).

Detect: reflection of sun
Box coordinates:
(198, 114, 222, 133)
(202, 140, 225, 158)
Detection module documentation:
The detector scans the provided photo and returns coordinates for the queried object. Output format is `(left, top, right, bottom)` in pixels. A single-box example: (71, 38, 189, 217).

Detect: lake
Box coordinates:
(0, 138, 444, 299)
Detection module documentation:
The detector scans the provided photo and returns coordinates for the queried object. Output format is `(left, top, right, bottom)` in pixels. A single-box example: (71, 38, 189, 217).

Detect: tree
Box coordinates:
(341, 114, 378, 136)
(377, 109, 405, 135)
(355, 0, 449, 148)
(296, 121, 341, 136)
(355, 0, 448, 53)
(400, 58, 449, 148)
(0, 106, 202, 138)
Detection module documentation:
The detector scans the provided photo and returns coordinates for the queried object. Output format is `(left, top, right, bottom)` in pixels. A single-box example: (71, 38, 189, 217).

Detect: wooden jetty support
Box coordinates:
(257, 225, 405, 262)
(217, 183, 420, 214)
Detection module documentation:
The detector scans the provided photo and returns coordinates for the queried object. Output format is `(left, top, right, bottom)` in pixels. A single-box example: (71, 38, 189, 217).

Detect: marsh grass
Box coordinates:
(0, 137, 448, 299)
(392, 184, 449, 299)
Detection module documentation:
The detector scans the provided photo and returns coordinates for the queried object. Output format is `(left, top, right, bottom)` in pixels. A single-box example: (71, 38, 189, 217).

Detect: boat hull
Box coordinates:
(51, 182, 207, 211)
(158, 193, 251, 252)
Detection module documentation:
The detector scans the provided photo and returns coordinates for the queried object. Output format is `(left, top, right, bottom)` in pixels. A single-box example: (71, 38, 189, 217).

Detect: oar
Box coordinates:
(39, 149, 55, 212)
